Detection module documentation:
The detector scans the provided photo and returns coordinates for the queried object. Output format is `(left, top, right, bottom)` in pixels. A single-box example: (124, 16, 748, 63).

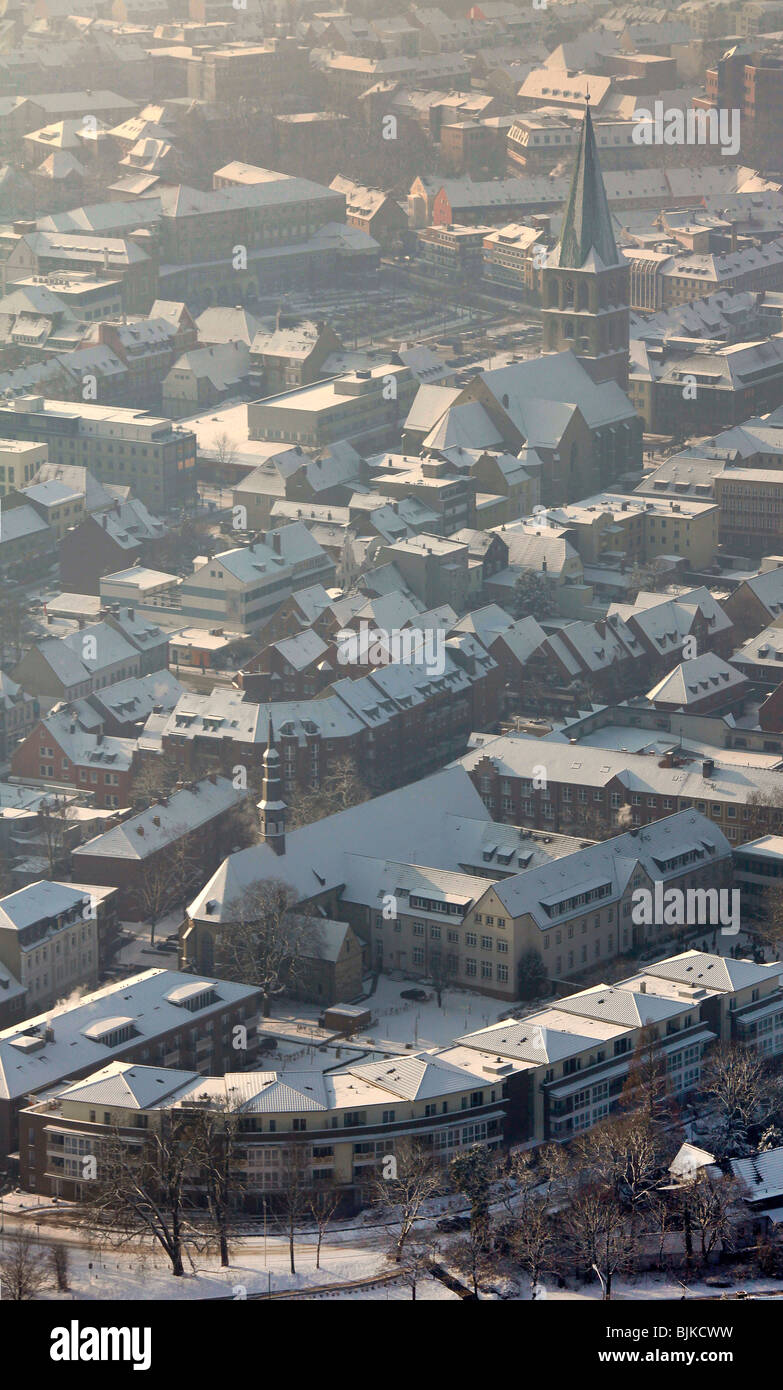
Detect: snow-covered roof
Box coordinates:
(74, 776, 243, 861)
(188, 765, 492, 922)
(0, 969, 259, 1102)
(731, 1147, 783, 1204)
(0, 880, 93, 935)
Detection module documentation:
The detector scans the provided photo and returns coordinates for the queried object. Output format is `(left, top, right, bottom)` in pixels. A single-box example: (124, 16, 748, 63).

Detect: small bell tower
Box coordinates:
(257, 716, 287, 856)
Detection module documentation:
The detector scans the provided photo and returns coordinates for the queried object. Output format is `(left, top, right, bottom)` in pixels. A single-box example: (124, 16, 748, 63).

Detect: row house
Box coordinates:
(462, 732, 783, 846)
(157, 638, 501, 795)
(11, 708, 138, 809)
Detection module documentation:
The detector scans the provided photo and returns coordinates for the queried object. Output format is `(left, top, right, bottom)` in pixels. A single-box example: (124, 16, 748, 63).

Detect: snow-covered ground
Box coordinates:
(0, 1229, 460, 1301)
(257, 976, 511, 1061)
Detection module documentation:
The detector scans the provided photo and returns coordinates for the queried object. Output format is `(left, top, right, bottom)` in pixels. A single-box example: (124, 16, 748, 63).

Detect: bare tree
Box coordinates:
(0, 1235, 49, 1300)
(0, 595, 31, 665)
(701, 1043, 781, 1157)
(37, 797, 75, 877)
(0, 848, 15, 896)
(620, 1025, 677, 1127)
(429, 950, 456, 1008)
(449, 1225, 497, 1298)
(394, 1241, 434, 1300)
(504, 1147, 568, 1293)
(563, 1182, 635, 1300)
(213, 432, 238, 477)
(753, 882, 783, 958)
(48, 1242, 70, 1293)
(677, 1170, 740, 1269)
(370, 1140, 441, 1258)
(219, 878, 323, 1016)
(185, 1094, 245, 1268)
(288, 757, 372, 828)
(129, 752, 188, 809)
(308, 1184, 342, 1270)
(278, 1141, 312, 1275)
(133, 825, 202, 944)
(575, 1114, 667, 1224)
(83, 1115, 198, 1277)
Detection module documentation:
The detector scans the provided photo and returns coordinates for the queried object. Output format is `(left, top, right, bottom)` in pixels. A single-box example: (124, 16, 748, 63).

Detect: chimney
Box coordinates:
(271, 532, 281, 555)
(702, 758, 714, 780)
(639, 981, 646, 994)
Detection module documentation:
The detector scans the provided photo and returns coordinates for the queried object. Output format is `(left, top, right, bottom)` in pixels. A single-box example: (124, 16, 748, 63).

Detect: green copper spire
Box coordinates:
(551, 101, 620, 270)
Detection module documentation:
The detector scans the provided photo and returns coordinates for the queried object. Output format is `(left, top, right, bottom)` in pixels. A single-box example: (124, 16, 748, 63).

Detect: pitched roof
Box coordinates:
(549, 102, 622, 271)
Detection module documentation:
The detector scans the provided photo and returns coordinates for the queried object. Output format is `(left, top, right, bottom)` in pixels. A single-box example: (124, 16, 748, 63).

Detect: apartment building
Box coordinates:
(629, 337, 783, 434)
(368, 456, 477, 532)
(0, 880, 119, 1014)
(447, 949, 783, 1141)
(377, 533, 471, 611)
(19, 1052, 505, 1206)
(0, 503, 56, 582)
(0, 674, 38, 763)
(11, 708, 138, 809)
(162, 638, 499, 797)
(6, 477, 86, 541)
(179, 525, 335, 634)
(0, 396, 197, 510)
(190, 39, 309, 106)
(249, 320, 343, 398)
(71, 776, 247, 920)
(624, 243, 783, 314)
(713, 470, 783, 554)
(544, 492, 720, 569)
(18, 950, 783, 1199)
(0, 439, 47, 497)
(1, 232, 156, 314)
(416, 223, 491, 281)
(0, 968, 261, 1158)
(461, 732, 783, 845)
(12, 621, 142, 701)
(482, 222, 550, 297)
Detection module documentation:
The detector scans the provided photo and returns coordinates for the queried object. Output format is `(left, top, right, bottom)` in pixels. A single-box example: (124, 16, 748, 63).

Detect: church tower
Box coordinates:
(257, 717, 287, 856)
(541, 101, 629, 389)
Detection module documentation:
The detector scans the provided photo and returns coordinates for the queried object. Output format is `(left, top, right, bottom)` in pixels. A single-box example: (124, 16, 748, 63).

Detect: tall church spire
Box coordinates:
(540, 101, 630, 394)
(550, 101, 621, 271)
